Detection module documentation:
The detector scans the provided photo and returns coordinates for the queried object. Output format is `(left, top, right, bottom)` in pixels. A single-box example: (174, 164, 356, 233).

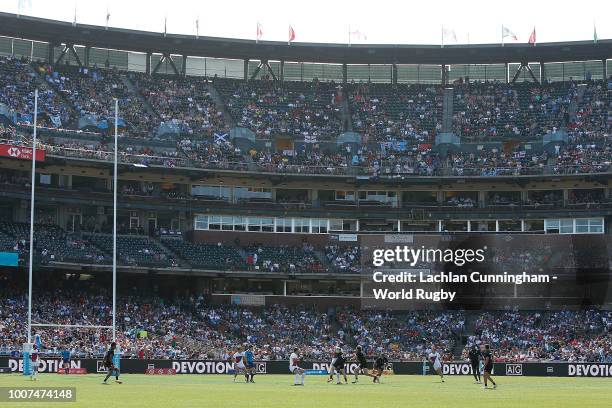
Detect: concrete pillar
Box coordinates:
(441, 63, 447, 85)
(342, 63, 347, 84)
(603, 59, 608, 80)
(280, 60, 285, 81)
(146, 52, 151, 75)
(47, 43, 54, 64)
(478, 190, 486, 208)
(84, 46, 90, 67)
(181, 55, 187, 76)
(243, 59, 249, 81)
(311, 189, 318, 206)
(392, 64, 398, 84)
(540, 62, 546, 83)
(505, 62, 509, 83)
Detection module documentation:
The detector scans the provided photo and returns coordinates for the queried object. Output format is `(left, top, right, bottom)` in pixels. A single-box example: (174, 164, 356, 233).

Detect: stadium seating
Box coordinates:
(161, 237, 243, 269)
(245, 244, 324, 273)
(0, 222, 106, 264)
(215, 78, 343, 139)
(84, 233, 177, 267)
(0, 56, 73, 128)
(133, 74, 228, 137)
(39, 64, 154, 137)
(348, 82, 442, 143)
(464, 310, 612, 362)
(3, 282, 608, 362)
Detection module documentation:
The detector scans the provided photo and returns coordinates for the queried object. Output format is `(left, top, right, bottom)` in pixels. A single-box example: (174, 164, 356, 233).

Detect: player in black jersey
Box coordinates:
(482, 345, 496, 389)
(468, 345, 482, 384)
(372, 354, 388, 383)
(352, 346, 372, 383)
(332, 348, 348, 384)
(102, 342, 122, 384)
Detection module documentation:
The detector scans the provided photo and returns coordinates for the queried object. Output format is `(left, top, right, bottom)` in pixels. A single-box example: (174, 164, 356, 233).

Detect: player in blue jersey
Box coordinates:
(244, 345, 256, 383)
(60, 348, 71, 374)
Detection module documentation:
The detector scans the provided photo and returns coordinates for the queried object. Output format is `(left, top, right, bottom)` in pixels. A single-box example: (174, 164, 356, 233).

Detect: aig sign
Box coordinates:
(506, 364, 523, 376)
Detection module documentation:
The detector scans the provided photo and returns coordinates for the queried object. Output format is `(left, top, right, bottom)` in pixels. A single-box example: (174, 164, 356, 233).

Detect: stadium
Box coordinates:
(0, 3, 611, 407)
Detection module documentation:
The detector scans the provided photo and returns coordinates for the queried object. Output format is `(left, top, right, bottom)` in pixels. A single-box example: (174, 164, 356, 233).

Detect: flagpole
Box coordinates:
(27, 88, 38, 345)
(501, 25, 504, 47)
(256, 21, 259, 44)
(348, 24, 351, 47)
(441, 25, 444, 48)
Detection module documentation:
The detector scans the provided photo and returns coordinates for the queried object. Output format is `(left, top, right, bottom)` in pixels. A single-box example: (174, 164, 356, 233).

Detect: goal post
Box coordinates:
(25, 94, 120, 374)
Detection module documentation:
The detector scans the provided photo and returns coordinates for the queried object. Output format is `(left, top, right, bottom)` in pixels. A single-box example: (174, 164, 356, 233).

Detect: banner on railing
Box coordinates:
(1, 358, 611, 377)
(0, 144, 45, 161)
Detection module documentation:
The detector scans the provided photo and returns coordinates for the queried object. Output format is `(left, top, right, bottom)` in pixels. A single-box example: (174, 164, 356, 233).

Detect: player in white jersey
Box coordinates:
(428, 346, 444, 382)
(289, 348, 305, 386)
(232, 347, 247, 382)
(327, 347, 339, 383)
(30, 345, 40, 381)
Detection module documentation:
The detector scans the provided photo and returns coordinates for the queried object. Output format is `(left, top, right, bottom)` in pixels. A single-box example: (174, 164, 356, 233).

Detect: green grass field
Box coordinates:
(1, 374, 611, 408)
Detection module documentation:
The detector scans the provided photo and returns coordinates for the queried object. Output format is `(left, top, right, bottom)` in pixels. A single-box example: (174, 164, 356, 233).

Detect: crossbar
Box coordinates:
(31, 324, 113, 329)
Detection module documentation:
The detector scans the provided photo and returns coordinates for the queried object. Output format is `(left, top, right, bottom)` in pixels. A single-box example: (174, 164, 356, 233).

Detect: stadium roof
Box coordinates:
(1, 12, 611, 65)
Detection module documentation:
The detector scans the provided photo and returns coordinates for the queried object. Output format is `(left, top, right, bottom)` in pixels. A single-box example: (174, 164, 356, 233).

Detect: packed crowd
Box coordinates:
(0, 56, 73, 128)
(349, 82, 442, 143)
(39, 64, 153, 137)
(134, 74, 228, 137)
(325, 245, 361, 273)
(1, 54, 610, 177)
(2, 281, 609, 362)
(216, 78, 343, 139)
(464, 310, 612, 362)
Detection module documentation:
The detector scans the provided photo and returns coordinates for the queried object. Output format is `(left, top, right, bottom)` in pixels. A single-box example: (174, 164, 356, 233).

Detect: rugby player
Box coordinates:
(232, 346, 247, 382)
(244, 345, 256, 383)
(30, 344, 39, 381)
(60, 347, 71, 374)
(332, 347, 348, 384)
(352, 345, 372, 383)
(428, 346, 445, 382)
(482, 345, 497, 389)
(468, 345, 482, 384)
(289, 347, 305, 386)
(102, 342, 122, 384)
(372, 354, 388, 383)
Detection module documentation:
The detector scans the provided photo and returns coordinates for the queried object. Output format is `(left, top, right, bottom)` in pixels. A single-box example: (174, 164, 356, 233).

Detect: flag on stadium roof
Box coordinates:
(256, 22, 263, 43)
(17, 0, 32, 17)
(164, 16, 167, 37)
(501, 25, 518, 45)
(593, 22, 598, 43)
(195, 17, 199, 39)
(72, 6, 77, 27)
(441, 26, 457, 47)
(348, 26, 367, 46)
(288, 25, 296, 45)
(105, 8, 110, 30)
(528, 27, 536, 46)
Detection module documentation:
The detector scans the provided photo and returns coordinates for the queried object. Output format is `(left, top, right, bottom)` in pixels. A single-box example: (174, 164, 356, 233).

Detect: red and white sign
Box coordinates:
(56, 367, 87, 374)
(0, 144, 45, 161)
(145, 368, 176, 375)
